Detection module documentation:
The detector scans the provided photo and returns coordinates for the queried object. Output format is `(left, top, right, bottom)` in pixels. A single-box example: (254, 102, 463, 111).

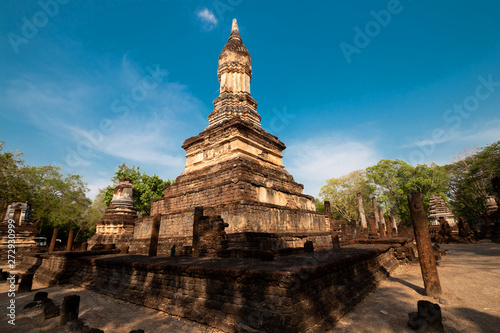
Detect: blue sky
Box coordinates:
(1, 0, 499, 200)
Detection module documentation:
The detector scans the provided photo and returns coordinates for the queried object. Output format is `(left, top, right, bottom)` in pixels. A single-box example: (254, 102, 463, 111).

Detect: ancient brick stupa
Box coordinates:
(89, 177, 137, 247)
(428, 194, 456, 226)
(138, 19, 331, 251)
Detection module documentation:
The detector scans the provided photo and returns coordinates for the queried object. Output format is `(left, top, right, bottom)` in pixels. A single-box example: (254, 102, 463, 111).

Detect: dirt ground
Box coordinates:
(0, 241, 498, 333)
(332, 241, 500, 333)
(0, 282, 222, 333)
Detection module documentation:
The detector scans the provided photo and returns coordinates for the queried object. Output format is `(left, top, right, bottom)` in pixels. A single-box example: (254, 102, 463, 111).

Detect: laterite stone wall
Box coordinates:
(28, 245, 399, 332)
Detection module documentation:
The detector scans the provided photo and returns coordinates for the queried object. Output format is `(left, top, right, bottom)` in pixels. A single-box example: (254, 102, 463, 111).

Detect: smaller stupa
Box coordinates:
(89, 177, 137, 247)
(428, 194, 456, 226)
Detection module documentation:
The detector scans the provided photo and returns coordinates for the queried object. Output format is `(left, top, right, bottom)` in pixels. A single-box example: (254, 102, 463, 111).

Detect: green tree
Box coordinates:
(1, 142, 91, 241)
(366, 159, 449, 223)
(78, 187, 107, 241)
(366, 159, 408, 209)
(447, 141, 500, 220)
(319, 169, 374, 222)
(0, 141, 29, 209)
(104, 163, 173, 216)
(315, 198, 325, 213)
(22, 165, 91, 241)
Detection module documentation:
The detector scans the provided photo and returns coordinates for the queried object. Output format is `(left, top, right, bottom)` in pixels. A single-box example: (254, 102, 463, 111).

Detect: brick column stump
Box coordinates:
(408, 192, 442, 297)
(48, 228, 58, 253)
(60, 294, 80, 325)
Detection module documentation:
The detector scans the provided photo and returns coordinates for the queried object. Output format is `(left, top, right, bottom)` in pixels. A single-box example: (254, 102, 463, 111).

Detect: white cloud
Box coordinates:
(196, 8, 218, 30)
(402, 118, 500, 149)
(284, 134, 380, 198)
(1, 76, 95, 133)
(67, 114, 186, 169)
(86, 177, 112, 201)
(397, 118, 500, 166)
(61, 59, 207, 171)
(458, 119, 500, 144)
(1, 47, 210, 200)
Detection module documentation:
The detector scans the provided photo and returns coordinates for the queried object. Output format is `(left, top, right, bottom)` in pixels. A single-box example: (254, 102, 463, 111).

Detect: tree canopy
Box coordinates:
(0, 141, 91, 240)
(366, 160, 449, 223)
(320, 161, 449, 225)
(0, 141, 27, 208)
(447, 141, 500, 220)
(319, 169, 374, 222)
(79, 187, 107, 241)
(319, 140, 499, 226)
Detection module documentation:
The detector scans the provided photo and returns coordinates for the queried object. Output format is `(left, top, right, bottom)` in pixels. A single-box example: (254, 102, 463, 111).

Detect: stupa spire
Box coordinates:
(231, 18, 239, 34)
(207, 19, 261, 127)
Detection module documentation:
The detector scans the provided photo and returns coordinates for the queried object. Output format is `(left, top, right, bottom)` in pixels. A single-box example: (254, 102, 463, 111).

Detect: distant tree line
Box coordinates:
(0, 141, 91, 241)
(0, 141, 172, 241)
(319, 140, 500, 226)
(2, 137, 497, 240)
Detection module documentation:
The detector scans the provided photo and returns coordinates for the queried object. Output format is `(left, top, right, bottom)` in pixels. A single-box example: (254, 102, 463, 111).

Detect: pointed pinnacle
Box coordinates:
(232, 18, 239, 33)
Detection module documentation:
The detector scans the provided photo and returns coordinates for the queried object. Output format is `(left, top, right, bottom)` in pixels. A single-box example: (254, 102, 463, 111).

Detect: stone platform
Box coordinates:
(21, 244, 403, 332)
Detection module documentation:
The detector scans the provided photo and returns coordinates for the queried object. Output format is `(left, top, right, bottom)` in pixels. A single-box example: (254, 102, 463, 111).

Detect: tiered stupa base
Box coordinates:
(89, 211, 136, 248)
(131, 118, 331, 253)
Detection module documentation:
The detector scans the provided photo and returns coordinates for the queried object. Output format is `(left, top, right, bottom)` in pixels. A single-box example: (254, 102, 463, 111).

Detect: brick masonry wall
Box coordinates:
(28, 245, 399, 332)
(0, 245, 39, 264)
(133, 204, 331, 252)
(141, 204, 329, 238)
(227, 232, 333, 250)
(0, 223, 38, 263)
(128, 237, 193, 256)
(182, 118, 286, 159)
(151, 156, 316, 216)
(24, 250, 120, 286)
(194, 215, 229, 257)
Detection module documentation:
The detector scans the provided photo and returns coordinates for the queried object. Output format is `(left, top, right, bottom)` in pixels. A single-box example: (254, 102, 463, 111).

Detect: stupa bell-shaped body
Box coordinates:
(208, 19, 261, 127)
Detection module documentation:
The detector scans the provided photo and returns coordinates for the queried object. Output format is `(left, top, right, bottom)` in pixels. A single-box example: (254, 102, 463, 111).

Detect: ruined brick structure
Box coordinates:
(0, 202, 37, 261)
(428, 194, 456, 227)
(457, 217, 476, 243)
(489, 176, 500, 243)
(23, 244, 400, 332)
(486, 195, 498, 215)
(2, 201, 31, 224)
(128, 19, 331, 253)
(193, 214, 229, 257)
(89, 177, 137, 248)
